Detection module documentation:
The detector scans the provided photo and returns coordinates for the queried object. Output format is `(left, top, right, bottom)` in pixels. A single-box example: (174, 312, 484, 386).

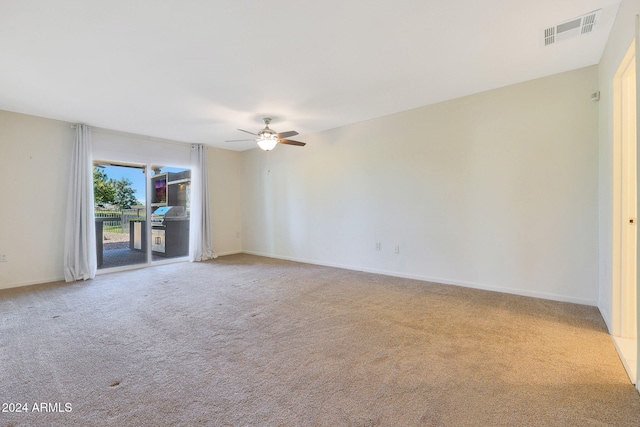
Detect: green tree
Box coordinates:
(93, 167, 115, 207)
(113, 177, 138, 209)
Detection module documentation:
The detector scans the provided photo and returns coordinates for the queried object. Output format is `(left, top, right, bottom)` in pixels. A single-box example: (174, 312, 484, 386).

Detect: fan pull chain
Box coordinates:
(267, 150, 271, 175)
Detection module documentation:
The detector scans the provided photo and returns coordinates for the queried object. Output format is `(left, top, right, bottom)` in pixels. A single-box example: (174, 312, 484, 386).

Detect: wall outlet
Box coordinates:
(375, 242, 381, 251)
(394, 246, 400, 254)
(0, 254, 7, 262)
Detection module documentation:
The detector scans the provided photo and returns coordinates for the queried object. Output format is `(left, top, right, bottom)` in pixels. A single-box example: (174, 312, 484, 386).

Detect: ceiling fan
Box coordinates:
(227, 117, 306, 151)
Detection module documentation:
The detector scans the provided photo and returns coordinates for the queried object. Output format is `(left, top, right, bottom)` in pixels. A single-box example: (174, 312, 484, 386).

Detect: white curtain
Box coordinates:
(189, 144, 217, 261)
(63, 124, 97, 281)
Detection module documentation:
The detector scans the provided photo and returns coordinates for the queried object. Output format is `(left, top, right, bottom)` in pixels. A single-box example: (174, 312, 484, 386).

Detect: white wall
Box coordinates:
(93, 129, 191, 168)
(0, 111, 243, 290)
(242, 66, 599, 305)
(0, 110, 74, 288)
(598, 0, 640, 331)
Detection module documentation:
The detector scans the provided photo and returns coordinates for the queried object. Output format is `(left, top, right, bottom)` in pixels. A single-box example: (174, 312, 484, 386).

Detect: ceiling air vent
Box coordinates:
(541, 9, 601, 46)
(544, 27, 555, 46)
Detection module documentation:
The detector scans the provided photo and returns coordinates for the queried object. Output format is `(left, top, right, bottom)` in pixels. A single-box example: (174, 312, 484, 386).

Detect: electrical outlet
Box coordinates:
(375, 242, 381, 251)
(394, 246, 400, 254)
(0, 254, 7, 262)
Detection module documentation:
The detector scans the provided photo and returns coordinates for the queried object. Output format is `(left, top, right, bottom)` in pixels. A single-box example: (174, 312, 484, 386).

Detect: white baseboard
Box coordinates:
(0, 275, 66, 291)
(214, 250, 243, 257)
(611, 335, 637, 385)
(241, 250, 598, 307)
(598, 304, 613, 333)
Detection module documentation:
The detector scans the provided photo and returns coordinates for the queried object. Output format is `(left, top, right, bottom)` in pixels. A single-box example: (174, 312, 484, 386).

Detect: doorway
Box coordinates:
(93, 161, 192, 271)
(612, 40, 638, 385)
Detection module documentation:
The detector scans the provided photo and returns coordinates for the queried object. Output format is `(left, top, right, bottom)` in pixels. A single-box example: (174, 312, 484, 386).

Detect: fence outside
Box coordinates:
(95, 206, 146, 234)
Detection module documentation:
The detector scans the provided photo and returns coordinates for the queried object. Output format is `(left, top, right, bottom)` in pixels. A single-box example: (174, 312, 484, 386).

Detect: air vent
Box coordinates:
(581, 13, 597, 34)
(541, 9, 601, 46)
(544, 27, 555, 46)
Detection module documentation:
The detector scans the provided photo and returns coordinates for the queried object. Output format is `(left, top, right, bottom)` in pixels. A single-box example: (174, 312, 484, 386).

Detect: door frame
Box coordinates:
(611, 36, 638, 387)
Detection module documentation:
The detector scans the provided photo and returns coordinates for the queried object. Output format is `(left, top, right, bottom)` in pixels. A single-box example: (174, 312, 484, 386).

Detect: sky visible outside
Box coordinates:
(99, 165, 188, 205)
(101, 165, 146, 204)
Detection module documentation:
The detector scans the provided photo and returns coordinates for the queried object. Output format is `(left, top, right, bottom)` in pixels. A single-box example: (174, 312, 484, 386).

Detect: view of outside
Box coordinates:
(93, 163, 192, 269)
(94, 164, 147, 269)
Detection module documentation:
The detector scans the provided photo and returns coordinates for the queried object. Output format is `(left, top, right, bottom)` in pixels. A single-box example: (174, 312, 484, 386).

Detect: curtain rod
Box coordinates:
(70, 124, 196, 148)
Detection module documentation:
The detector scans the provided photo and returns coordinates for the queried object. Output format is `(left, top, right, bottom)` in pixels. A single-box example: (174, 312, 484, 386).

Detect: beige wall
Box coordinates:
(241, 66, 599, 304)
(208, 146, 242, 256)
(0, 110, 74, 287)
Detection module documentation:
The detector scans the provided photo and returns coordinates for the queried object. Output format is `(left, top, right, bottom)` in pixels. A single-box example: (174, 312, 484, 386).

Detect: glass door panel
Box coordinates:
(93, 162, 147, 269)
(149, 166, 191, 262)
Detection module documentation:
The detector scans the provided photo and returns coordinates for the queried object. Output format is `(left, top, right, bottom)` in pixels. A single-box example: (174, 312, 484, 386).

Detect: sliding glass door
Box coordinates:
(93, 161, 191, 271)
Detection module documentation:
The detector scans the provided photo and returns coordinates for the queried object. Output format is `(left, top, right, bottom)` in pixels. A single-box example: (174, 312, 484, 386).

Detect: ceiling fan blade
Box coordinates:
(225, 139, 255, 142)
(279, 139, 306, 146)
(277, 130, 299, 139)
(238, 128, 258, 136)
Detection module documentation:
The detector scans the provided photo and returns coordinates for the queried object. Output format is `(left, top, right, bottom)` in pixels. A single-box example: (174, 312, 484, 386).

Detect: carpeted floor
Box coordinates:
(1, 254, 639, 426)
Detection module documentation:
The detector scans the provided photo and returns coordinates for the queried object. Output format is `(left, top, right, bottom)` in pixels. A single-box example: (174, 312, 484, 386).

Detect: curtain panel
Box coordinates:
(189, 144, 217, 262)
(63, 124, 97, 281)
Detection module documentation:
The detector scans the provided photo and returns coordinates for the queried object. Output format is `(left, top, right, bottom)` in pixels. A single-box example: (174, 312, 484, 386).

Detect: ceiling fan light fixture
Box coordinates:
(227, 117, 304, 150)
(257, 134, 278, 151)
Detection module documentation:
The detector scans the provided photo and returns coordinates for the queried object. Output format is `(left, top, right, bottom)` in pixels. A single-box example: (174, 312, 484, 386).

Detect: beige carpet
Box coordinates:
(1, 254, 639, 426)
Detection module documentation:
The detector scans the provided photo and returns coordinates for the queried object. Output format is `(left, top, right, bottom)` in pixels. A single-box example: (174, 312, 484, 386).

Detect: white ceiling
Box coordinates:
(0, 0, 621, 151)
